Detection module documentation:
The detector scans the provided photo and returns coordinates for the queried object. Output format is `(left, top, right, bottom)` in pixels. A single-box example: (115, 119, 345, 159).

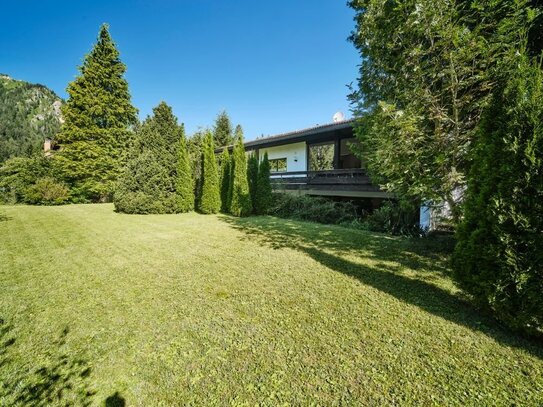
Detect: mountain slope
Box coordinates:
(0, 74, 62, 163)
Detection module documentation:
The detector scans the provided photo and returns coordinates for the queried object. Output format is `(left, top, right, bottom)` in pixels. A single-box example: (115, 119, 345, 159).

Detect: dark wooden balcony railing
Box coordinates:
(270, 169, 369, 184)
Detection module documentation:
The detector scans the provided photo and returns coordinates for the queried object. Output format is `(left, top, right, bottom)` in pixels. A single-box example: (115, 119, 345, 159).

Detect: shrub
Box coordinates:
(219, 148, 231, 213)
(452, 52, 543, 337)
(269, 193, 358, 225)
(197, 131, 221, 214)
(364, 200, 422, 236)
(23, 177, 70, 205)
(254, 152, 272, 214)
(247, 153, 259, 208)
(0, 155, 51, 204)
(228, 132, 252, 216)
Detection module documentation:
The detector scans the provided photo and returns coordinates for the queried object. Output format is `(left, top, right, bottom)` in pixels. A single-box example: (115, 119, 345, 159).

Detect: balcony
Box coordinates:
(270, 169, 391, 198)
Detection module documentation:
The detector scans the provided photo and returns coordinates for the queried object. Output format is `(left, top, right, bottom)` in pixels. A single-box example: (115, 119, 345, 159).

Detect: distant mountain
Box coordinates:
(0, 74, 63, 163)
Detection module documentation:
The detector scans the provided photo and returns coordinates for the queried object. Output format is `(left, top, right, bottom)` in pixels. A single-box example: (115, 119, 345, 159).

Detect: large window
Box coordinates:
(269, 158, 287, 173)
(309, 142, 334, 171)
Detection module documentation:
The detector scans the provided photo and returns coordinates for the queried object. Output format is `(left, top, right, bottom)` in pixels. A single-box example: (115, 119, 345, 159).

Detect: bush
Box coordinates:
(364, 200, 422, 236)
(23, 177, 70, 205)
(0, 155, 51, 204)
(452, 53, 543, 338)
(254, 152, 272, 214)
(269, 193, 358, 225)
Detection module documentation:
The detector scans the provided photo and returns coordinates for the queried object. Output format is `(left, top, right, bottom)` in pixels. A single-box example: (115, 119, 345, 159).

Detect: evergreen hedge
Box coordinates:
(197, 131, 221, 214)
(229, 131, 252, 216)
(254, 152, 272, 214)
(452, 52, 543, 337)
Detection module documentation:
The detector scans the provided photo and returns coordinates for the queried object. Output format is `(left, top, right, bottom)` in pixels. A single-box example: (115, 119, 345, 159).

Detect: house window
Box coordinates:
(269, 158, 287, 173)
(309, 142, 334, 171)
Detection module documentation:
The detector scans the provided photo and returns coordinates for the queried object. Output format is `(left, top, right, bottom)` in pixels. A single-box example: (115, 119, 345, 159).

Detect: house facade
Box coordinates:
(221, 119, 391, 201)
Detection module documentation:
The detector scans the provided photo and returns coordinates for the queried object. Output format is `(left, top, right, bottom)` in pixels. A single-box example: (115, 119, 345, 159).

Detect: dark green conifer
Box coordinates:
(55, 24, 137, 201)
(255, 152, 272, 214)
(114, 102, 182, 213)
(229, 126, 252, 216)
(219, 148, 231, 212)
(213, 111, 233, 147)
(176, 127, 194, 212)
(198, 131, 221, 214)
(247, 153, 259, 209)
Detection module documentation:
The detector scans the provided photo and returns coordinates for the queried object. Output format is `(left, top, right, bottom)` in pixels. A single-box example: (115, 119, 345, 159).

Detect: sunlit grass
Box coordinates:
(0, 204, 541, 405)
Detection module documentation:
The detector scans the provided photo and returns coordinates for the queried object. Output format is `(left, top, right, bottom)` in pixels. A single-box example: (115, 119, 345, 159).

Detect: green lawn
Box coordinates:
(0, 204, 542, 406)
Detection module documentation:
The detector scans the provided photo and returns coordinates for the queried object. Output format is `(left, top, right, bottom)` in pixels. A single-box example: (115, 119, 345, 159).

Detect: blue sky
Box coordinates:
(1, 1, 359, 140)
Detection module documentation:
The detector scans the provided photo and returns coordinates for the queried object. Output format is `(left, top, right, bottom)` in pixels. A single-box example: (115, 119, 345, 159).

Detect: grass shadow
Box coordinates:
(0, 321, 96, 406)
(105, 391, 126, 406)
(220, 215, 543, 359)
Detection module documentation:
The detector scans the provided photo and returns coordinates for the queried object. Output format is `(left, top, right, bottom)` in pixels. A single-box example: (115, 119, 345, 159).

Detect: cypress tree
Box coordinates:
(247, 152, 259, 208)
(55, 24, 137, 202)
(255, 152, 273, 214)
(176, 127, 194, 212)
(213, 111, 233, 147)
(114, 102, 182, 214)
(229, 126, 252, 216)
(219, 148, 231, 212)
(198, 131, 221, 214)
(452, 51, 543, 337)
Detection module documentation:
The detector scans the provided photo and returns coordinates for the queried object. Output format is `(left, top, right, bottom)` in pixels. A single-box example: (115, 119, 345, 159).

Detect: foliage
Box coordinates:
(0, 75, 62, 164)
(187, 130, 205, 205)
(197, 131, 221, 214)
(219, 148, 231, 213)
(213, 111, 233, 147)
(452, 51, 543, 338)
(363, 200, 422, 236)
(175, 129, 194, 212)
(228, 127, 252, 216)
(269, 193, 357, 225)
(348, 0, 537, 221)
(254, 152, 272, 214)
(24, 177, 70, 205)
(114, 102, 182, 214)
(247, 152, 259, 208)
(0, 155, 52, 204)
(54, 24, 137, 202)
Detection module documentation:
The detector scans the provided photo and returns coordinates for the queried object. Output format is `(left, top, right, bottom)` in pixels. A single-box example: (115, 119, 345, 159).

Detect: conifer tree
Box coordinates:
(219, 148, 231, 212)
(114, 102, 182, 214)
(175, 127, 194, 212)
(198, 131, 221, 214)
(247, 152, 259, 208)
(452, 51, 543, 336)
(55, 24, 137, 201)
(213, 111, 233, 147)
(229, 126, 252, 216)
(255, 152, 272, 214)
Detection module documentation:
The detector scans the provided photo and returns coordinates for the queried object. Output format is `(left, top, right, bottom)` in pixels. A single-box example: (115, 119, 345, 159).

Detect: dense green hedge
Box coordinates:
(452, 53, 543, 338)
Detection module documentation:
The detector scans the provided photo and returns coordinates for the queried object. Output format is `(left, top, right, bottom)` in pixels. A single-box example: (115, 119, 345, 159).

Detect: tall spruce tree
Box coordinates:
(247, 152, 259, 208)
(197, 131, 221, 214)
(255, 152, 272, 215)
(114, 102, 182, 214)
(55, 24, 137, 201)
(229, 126, 252, 216)
(213, 111, 234, 147)
(219, 148, 231, 212)
(176, 126, 194, 212)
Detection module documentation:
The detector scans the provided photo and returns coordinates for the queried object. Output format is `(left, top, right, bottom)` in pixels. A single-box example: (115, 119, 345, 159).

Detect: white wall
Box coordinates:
(259, 142, 307, 177)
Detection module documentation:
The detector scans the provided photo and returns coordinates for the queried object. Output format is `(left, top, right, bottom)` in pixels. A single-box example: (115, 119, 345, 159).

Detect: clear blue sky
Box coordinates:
(0, 0, 359, 140)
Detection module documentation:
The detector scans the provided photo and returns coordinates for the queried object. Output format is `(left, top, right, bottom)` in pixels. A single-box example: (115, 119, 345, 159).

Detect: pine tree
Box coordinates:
(175, 127, 194, 212)
(229, 126, 252, 216)
(213, 111, 233, 147)
(219, 148, 231, 212)
(55, 24, 137, 202)
(198, 131, 221, 214)
(247, 152, 259, 208)
(255, 152, 273, 214)
(114, 102, 182, 214)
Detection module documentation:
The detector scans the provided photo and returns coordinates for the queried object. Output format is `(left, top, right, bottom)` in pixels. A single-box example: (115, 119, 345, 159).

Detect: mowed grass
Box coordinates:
(0, 204, 542, 406)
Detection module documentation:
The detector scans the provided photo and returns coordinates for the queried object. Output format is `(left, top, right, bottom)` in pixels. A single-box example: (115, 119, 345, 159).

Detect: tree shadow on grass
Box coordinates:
(220, 216, 543, 359)
(105, 391, 126, 406)
(0, 319, 96, 406)
(0, 212, 11, 222)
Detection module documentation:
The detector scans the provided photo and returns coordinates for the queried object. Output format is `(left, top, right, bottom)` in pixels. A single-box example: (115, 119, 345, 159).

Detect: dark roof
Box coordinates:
(216, 119, 356, 152)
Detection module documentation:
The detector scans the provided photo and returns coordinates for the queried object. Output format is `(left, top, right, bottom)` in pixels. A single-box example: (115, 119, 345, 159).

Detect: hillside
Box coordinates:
(0, 74, 62, 163)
